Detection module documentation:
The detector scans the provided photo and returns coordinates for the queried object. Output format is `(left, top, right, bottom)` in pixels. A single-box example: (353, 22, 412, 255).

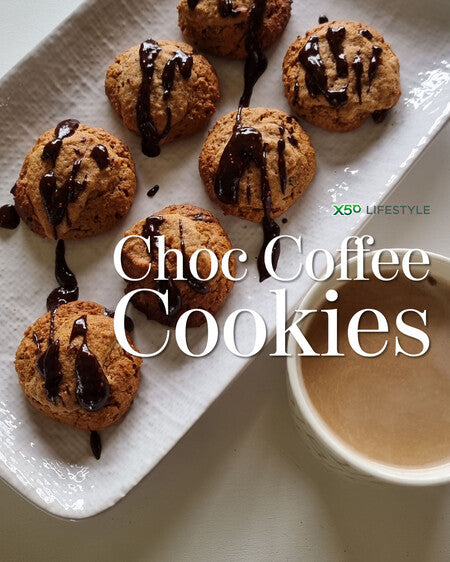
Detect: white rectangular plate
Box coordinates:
(0, 0, 449, 518)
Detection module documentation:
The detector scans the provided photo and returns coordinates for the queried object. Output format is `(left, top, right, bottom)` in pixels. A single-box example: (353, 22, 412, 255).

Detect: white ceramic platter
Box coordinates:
(0, 0, 448, 518)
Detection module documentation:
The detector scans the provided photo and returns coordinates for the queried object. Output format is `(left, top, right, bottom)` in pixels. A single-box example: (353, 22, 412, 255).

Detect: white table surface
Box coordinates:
(0, 1, 449, 560)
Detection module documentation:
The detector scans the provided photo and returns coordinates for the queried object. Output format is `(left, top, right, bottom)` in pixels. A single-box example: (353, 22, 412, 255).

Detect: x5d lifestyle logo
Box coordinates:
(333, 204, 362, 215)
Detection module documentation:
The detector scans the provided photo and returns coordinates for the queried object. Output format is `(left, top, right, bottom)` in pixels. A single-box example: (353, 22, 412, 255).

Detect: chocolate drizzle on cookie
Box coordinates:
(318, 15, 329, 24)
(142, 216, 182, 319)
(69, 315, 110, 412)
(42, 119, 80, 167)
(188, 0, 240, 17)
(359, 29, 373, 41)
(218, 0, 241, 17)
(352, 51, 363, 103)
(277, 123, 287, 194)
(47, 240, 79, 313)
(326, 26, 348, 78)
(91, 144, 110, 169)
(137, 40, 163, 157)
(162, 50, 194, 100)
(298, 35, 348, 107)
(178, 219, 210, 294)
(40, 159, 87, 236)
(298, 28, 384, 107)
(34, 309, 63, 403)
(214, 108, 280, 282)
(212, 0, 283, 282)
(37, 119, 90, 238)
(368, 45, 383, 89)
(137, 39, 193, 157)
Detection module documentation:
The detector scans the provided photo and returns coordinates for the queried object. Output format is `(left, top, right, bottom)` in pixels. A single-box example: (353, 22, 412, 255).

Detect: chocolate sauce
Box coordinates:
(282, 217, 288, 224)
(34, 309, 62, 403)
(277, 124, 287, 194)
(214, 108, 279, 281)
(147, 184, 160, 197)
(39, 160, 87, 236)
(188, 0, 200, 8)
(298, 35, 348, 107)
(91, 144, 110, 169)
(137, 39, 163, 157)
(352, 51, 363, 103)
(142, 215, 165, 256)
(103, 307, 134, 333)
(41, 139, 63, 167)
(326, 26, 348, 78)
(214, 110, 264, 206)
(137, 39, 190, 156)
(318, 15, 329, 24)
(0, 204, 20, 230)
(372, 109, 389, 123)
(178, 219, 209, 294)
(90, 431, 102, 460)
(218, 0, 240, 17)
(368, 45, 383, 88)
(42, 119, 80, 166)
(55, 119, 80, 140)
(10, 183, 16, 195)
(162, 50, 193, 100)
(359, 29, 373, 41)
(47, 240, 79, 312)
(142, 216, 182, 319)
(239, 0, 268, 107)
(70, 315, 110, 412)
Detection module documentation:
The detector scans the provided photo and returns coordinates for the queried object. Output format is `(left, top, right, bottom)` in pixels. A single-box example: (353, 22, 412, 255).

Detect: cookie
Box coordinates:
(105, 39, 220, 157)
(122, 204, 235, 327)
(177, 0, 292, 59)
(199, 107, 316, 222)
(15, 301, 142, 431)
(282, 20, 401, 131)
(14, 120, 137, 239)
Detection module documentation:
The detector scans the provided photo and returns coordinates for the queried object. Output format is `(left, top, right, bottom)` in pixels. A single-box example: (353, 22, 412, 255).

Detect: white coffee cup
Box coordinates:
(286, 249, 450, 486)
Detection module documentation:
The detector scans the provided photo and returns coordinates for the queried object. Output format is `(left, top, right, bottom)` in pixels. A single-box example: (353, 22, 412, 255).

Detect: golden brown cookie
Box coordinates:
(283, 20, 401, 131)
(178, 0, 292, 59)
(14, 120, 137, 239)
(199, 107, 315, 222)
(105, 39, 220, 157)
(15, 301, 142, 431)
(122, 204, 235, 327)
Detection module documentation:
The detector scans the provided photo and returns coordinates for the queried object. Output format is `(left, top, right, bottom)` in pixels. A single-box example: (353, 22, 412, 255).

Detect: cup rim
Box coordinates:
(287, 248, 450, 486)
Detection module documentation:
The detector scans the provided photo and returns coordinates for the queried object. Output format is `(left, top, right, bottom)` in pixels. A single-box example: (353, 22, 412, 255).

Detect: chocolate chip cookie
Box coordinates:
(283, 20, 401, 131)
